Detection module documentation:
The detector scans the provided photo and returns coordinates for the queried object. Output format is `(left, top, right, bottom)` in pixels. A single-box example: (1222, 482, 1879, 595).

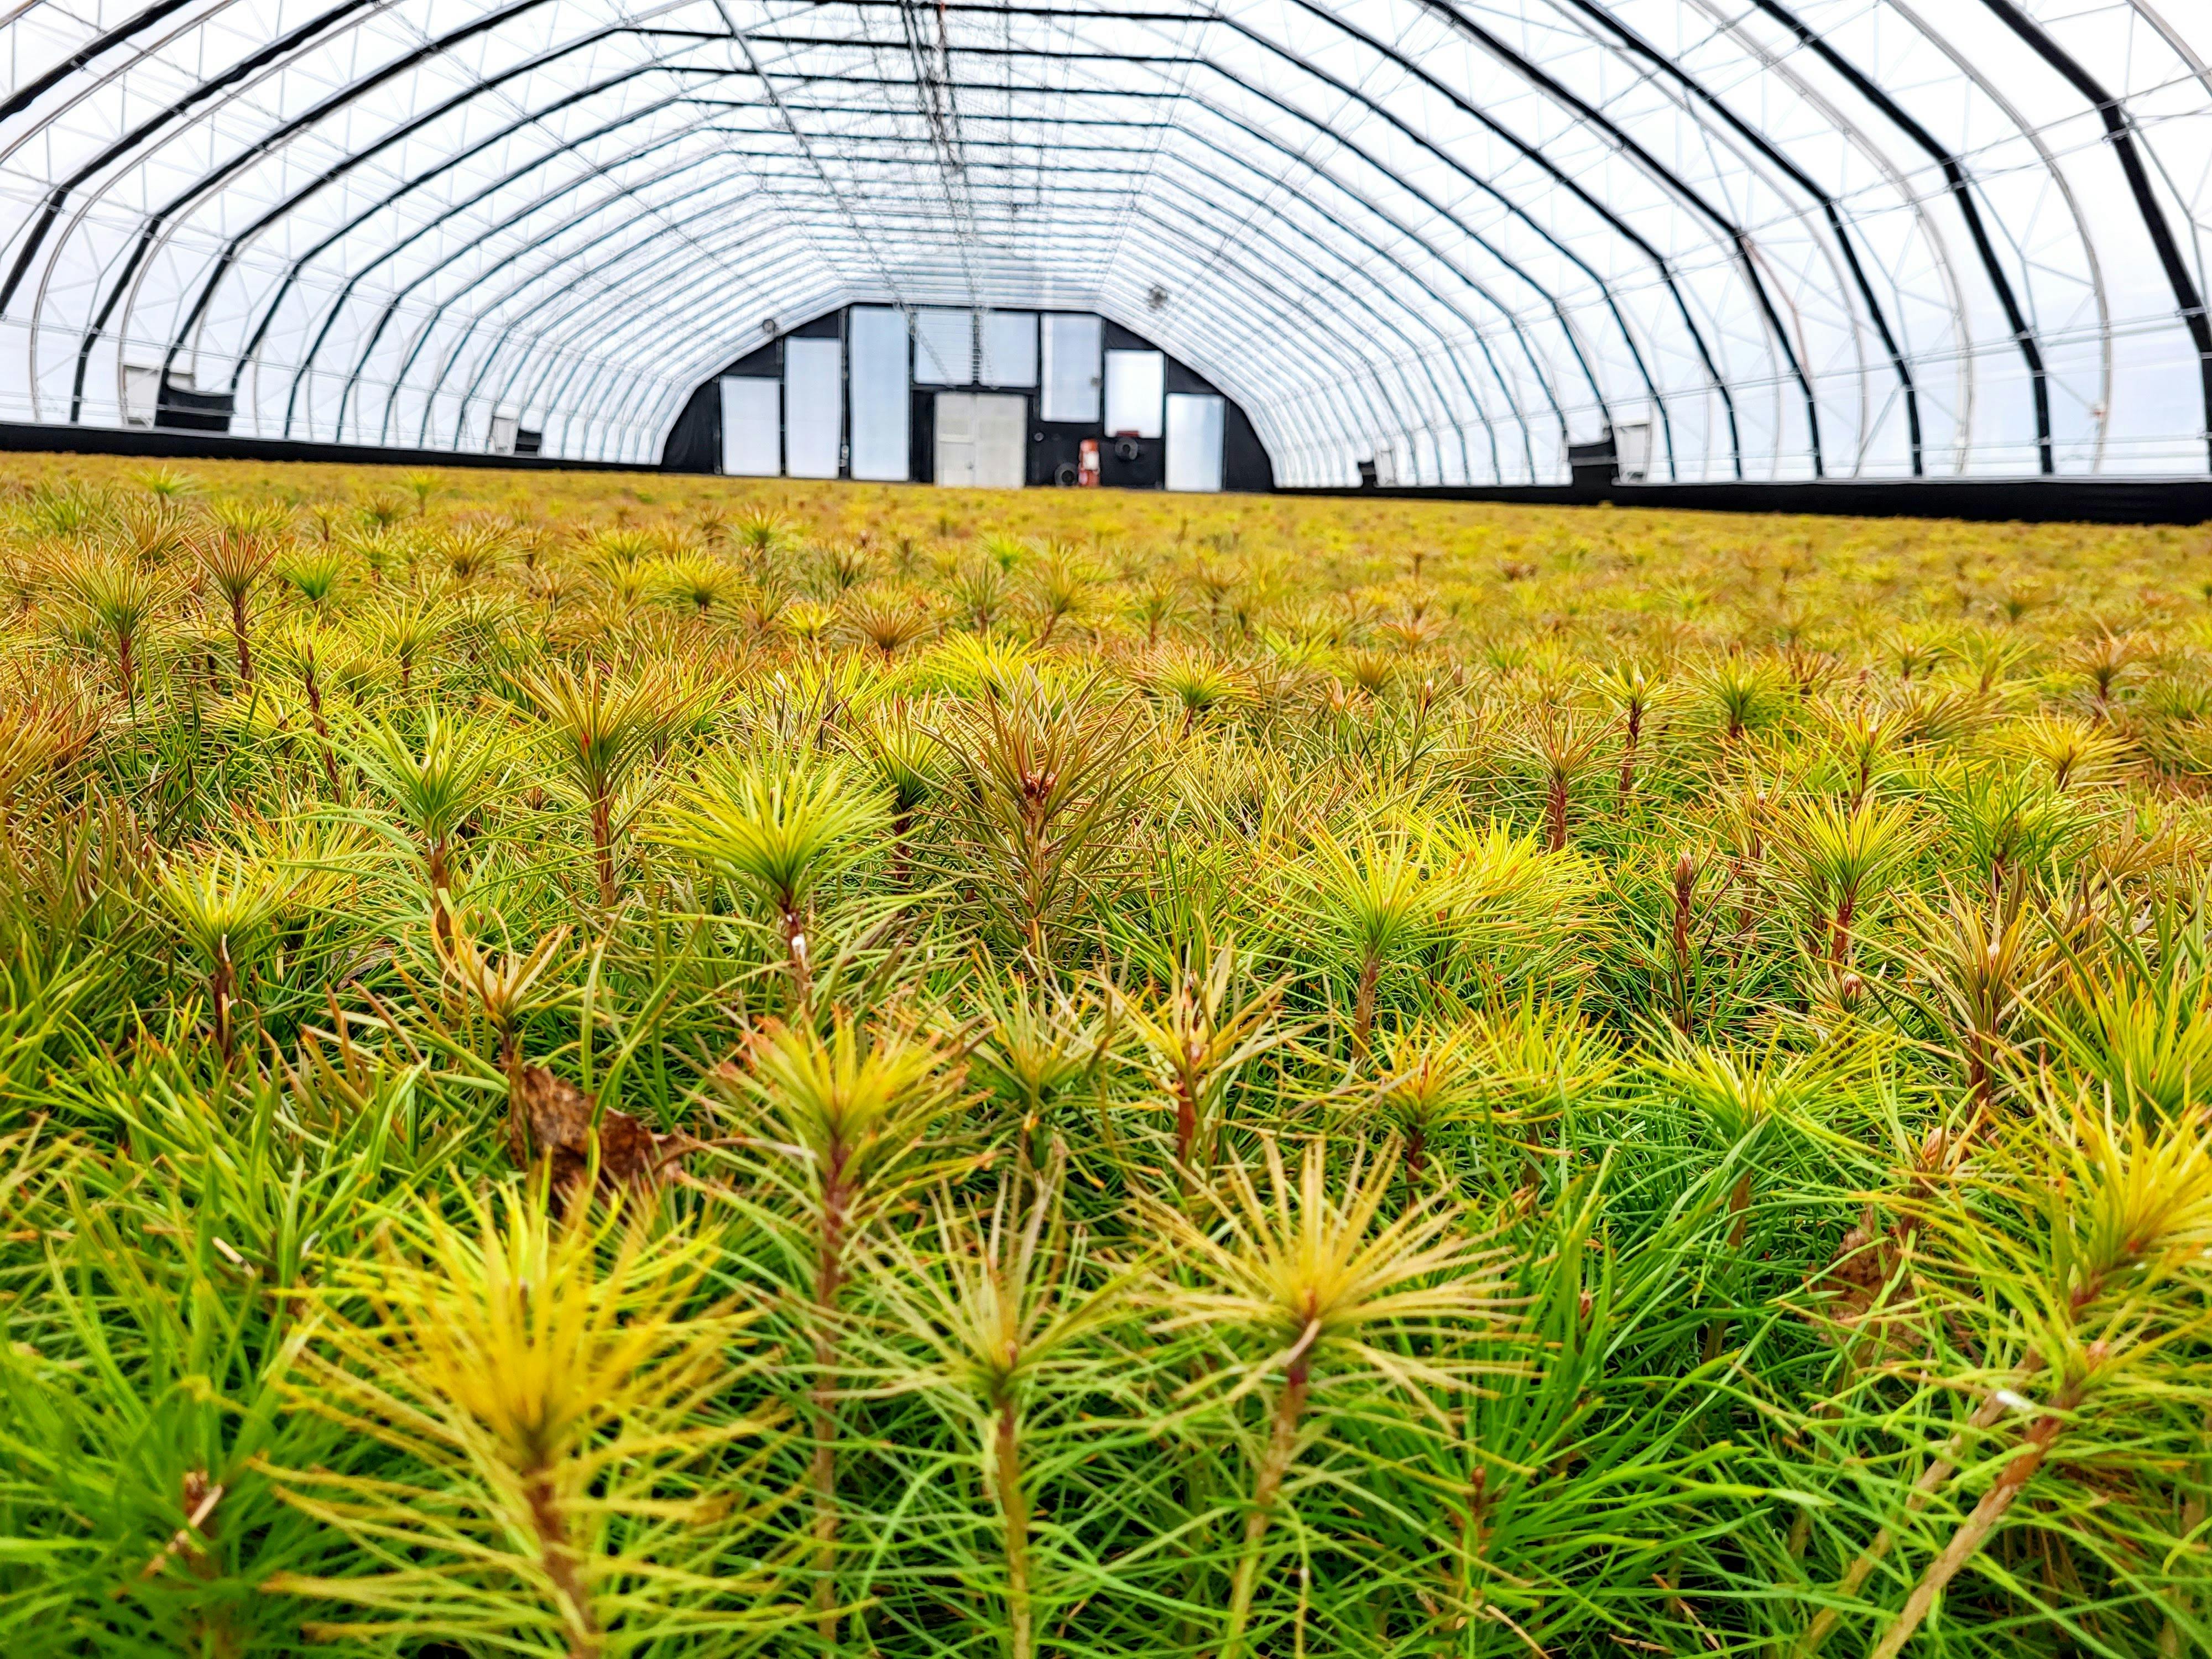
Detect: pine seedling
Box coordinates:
(150, 845, 291, 1061)
(949, 559, 1010, 630)
(368, 588, 451, 691)
(2066, 628, 2155, 717)
(272, 620, 346, 796)
(845, 585, 936, 661)
(1652, 1032, 1842, 1359)
(1598, 661, 1661, 802)
(1775, 795, 1923, 968)
(1109, 939, 1291, 1185)
(1150, 1138, 1511, 1659)
(437, 908, 573, 1071)
(2008, 711, 2128, 791)
(713, 1011, 970, 1647)
(849, 696, 942, 888)
(1519, 707, 1609, 852)
(263, 1192, 792, 1658)
(1695, 653, 1784, 743)
(1300, 821, 1454, 1055)
(732, 508, 794, 568)
(935, 674, 1150, 962)
(510, 662, 676, 905)
(654, 551, 741, 614)
(1888, 881, 2048, 1124)
(778, 598, 836, 649)
(60, 552, 168, 715)
(649, 749, 885, 1008)
(1808, 1084, 2212, 1657)
(341, 702, 510, 944)
(971, 972, 1106, 1155)
(197, 526, 274, 688)
(1145, 645, 1248, 735)
(276, 547, 345, 612)
(865, 1147, 1135, 1659)
(1366, 1020, 1484, 1192)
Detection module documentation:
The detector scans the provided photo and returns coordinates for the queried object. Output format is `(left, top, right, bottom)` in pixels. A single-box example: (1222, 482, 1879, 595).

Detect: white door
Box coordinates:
(1104, 349, 1164, 437)
(936, 392, 977, 487)
(1039, 314, 1101, 421)
(1165, 393, 1224, 492)
(937, 393, 1026, 489)
(974, 394, 1026, 488)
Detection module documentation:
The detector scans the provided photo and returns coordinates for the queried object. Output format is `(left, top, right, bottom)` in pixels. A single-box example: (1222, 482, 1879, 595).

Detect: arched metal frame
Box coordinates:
(1, 0, 2208, 482)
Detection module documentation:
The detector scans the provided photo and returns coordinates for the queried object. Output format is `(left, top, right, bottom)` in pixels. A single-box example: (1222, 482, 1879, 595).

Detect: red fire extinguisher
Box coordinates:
(1077, 437, 1100, 487)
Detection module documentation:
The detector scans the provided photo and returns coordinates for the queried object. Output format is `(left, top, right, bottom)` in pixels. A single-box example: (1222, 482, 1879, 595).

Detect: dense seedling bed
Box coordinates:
(1, 456, 2209, 1657)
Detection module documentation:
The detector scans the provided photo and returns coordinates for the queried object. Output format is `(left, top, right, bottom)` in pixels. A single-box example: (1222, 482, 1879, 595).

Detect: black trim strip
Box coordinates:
(1286, 476, 2212, 524)
(4, 417, 2205, 523)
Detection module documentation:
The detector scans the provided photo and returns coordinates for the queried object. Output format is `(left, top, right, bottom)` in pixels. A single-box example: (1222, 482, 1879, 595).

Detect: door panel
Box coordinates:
(936, 392, 1025, 489)
(848, 306, 910, 481)
(935, 392, 975, 487)
(1165, 393, 1225, 491)
(974, 394, 1026, 489)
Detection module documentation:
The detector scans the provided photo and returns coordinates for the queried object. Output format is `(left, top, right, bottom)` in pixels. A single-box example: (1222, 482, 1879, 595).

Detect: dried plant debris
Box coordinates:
(509, 1061, 687, 1195)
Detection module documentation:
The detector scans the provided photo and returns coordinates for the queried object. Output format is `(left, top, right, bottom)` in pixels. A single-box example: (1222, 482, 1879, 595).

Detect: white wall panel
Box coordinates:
(720, 377, 780, 476)
(1040, 315, 1102, 423)
(784, 337, 842, 479)
(1104, 349, 1164, 439)
(1165, 393, 1224, 491)
(914, 309, 973, 385)
(848, 306, 910, 481)
(981, 311, 1038, 388)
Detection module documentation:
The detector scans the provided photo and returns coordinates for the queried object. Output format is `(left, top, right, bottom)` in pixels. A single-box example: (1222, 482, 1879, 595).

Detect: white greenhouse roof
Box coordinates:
(2, 0, 2209, 483)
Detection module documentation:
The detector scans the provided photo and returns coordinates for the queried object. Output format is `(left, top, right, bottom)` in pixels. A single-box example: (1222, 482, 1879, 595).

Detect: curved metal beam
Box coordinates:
(1743, 0, 2056, 474)
(1975, 0, 2212, 468)
(238, 59, 1589, 476)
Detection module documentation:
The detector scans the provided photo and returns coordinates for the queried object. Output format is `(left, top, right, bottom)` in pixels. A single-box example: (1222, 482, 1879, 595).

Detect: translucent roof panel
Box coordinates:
(2, 0, 2208, 482)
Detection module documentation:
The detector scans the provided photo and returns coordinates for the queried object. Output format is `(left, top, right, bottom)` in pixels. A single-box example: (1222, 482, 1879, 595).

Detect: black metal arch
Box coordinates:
(449, 164, 1486, 475)
(433, 96, 1581, 481)
(239, 50, 1600, 473)
(1548, 0, 1924, 474)
(1975, 0, 2212, 468)
(200, 10, 1640, 476)
(1743, 0, 2056, 474)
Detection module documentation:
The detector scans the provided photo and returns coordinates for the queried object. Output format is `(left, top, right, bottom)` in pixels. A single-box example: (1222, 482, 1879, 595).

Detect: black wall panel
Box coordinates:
(661, 306, 1275, 492)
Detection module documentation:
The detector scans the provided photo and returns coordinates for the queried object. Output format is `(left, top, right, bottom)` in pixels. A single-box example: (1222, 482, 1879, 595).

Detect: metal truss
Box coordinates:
(1, 0, 2208, 481)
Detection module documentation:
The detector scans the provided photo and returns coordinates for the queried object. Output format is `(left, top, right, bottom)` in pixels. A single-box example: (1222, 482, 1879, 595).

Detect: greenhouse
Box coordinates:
(4, 1, 2212, 495)
(2, 4, 2212, 1658)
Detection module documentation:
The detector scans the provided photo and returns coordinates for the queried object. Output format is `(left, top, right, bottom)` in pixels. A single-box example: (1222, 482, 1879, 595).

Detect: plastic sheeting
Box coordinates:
(2, 0, 2210, 481)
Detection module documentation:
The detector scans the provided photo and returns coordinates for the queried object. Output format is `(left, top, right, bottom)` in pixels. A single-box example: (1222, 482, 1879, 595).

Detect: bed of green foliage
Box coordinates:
(0, 456, 2207, 1657)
